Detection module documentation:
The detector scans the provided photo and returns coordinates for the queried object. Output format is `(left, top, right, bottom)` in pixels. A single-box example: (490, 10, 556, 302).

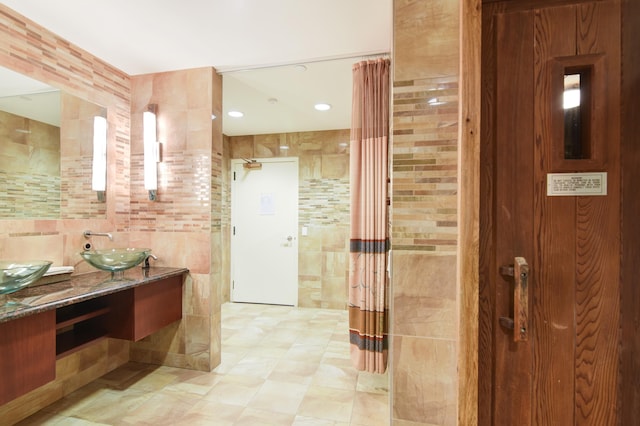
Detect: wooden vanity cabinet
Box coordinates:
(0, 271, 184, 407)
(0, 310, 56, 405)
(107, 275, 183, 341)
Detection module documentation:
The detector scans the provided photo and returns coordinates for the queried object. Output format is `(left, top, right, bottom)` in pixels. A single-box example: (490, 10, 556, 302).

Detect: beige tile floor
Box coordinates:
(18, 302, 390, 425)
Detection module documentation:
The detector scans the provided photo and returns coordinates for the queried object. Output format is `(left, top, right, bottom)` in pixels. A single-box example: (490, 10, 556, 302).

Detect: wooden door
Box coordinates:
(479, 1, 621, 424)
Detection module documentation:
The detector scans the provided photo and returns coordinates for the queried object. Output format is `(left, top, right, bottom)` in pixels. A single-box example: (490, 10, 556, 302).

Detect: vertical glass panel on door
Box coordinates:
(563, 69, 591, 160)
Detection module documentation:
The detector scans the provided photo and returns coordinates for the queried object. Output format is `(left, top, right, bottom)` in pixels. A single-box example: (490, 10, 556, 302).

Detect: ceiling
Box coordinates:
(0, 1, 392, 136)
(0, 67, 60, 126)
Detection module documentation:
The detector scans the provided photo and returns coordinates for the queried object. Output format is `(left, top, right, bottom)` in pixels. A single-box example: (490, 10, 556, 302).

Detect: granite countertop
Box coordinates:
(0, 267, 189, 324)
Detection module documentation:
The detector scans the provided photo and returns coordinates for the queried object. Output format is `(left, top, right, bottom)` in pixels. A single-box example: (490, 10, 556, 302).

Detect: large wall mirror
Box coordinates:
(0, 66, 107, 220)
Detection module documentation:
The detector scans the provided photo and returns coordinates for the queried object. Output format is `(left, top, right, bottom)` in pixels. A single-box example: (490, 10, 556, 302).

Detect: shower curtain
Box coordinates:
(348, 58, 390, 374)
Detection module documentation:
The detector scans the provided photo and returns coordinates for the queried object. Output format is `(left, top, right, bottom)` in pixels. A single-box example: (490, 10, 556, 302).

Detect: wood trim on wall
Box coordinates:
(620, 0, 640, 422)
(459, 0, 482, 424)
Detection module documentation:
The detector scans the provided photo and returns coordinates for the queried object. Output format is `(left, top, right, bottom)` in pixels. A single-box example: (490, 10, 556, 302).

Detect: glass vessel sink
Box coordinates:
(80, 248, 151, 280)
(0, 260, 53, 305)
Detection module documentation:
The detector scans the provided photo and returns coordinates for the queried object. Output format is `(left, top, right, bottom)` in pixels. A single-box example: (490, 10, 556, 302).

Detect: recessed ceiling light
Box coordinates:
(228, 110, 244, 118)
(314, 103, 331, 111)
(294, 64, 307, 72)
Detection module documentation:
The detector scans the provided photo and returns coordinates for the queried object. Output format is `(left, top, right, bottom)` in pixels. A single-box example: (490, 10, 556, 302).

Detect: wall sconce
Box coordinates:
(143, 104, 160, 201)
(91, 115, 107, 201)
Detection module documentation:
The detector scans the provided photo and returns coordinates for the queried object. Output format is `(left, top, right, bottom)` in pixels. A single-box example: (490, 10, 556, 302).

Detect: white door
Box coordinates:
(230, 158, 298, 306)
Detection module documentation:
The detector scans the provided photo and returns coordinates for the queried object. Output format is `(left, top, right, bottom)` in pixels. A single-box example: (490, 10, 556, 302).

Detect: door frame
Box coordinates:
(618, 1, 640, 423)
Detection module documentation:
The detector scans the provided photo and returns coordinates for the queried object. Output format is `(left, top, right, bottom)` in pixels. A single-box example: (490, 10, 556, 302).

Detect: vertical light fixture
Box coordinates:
(92, 115, 107, 201)
(143, 104, 159, 201)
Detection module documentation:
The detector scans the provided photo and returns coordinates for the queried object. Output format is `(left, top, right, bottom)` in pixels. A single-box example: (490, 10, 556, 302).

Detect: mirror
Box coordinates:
(0, 66, 107, 219)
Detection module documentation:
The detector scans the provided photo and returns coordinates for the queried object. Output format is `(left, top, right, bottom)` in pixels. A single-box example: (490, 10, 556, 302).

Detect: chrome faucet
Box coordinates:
(83, 230, 113, 241)
(142, 253, 158, 269)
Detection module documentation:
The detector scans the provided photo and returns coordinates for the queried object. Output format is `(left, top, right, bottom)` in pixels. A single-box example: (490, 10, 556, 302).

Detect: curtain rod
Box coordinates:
(359, 53, 390, 61)
(217, 51, 390, 74)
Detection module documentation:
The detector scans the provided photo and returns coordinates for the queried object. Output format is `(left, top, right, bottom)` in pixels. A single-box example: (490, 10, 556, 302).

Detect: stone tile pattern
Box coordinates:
(392, 79, 459, 253)
(221, 136, 232, 228)
(299, 178, 350, 226)
(221, 136, 232, 303)
(60, 156, 103, 219)
(229, 129, 351, 309)
(390, 86, 460, 423)
(0, 109, 60, 218)
(210, 69, 225, 371)
(391, 0, 461, 424)
(59, 92, 108, 219)
(0, 171, 60, 218)
(129, 69, 216, 233)
(0, 6, 132, 423)
(0, 4, 131, 232)
(0, 2, 467, 425)
(128, 68, 222, 373)
(129, 151, 211, 232)
(211, 150, 224, 231)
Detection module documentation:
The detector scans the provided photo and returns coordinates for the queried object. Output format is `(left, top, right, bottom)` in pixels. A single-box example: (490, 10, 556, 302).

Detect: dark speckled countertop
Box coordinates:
(0, 267, 188, 324)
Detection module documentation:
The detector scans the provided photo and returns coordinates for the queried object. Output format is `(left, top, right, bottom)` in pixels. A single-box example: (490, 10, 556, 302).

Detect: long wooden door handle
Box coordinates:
(499, 257, 529, 342)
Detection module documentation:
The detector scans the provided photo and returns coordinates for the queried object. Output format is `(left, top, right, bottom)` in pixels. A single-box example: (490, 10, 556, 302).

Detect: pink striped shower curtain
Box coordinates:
(348, 58, 390, 374)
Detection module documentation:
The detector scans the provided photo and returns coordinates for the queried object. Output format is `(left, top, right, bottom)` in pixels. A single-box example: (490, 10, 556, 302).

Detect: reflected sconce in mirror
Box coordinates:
(143, 104, 161, 201)
(92, 115, 107, 201)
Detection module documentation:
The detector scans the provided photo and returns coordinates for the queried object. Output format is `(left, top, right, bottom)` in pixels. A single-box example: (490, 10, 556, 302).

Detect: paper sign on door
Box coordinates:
(259, 193, 276, 215)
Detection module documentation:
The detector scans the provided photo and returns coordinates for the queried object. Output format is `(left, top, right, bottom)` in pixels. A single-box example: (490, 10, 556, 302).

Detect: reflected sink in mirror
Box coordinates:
(0, 260, 53, 307)
(80, 248, 151, 281)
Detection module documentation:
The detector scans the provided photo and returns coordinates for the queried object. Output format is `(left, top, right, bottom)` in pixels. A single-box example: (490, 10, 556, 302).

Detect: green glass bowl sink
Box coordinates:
(80, 248, 151, 278)
(0, 260, 53, 295)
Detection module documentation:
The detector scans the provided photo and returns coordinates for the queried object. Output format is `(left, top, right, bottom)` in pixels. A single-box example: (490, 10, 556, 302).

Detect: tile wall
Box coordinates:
(0, 5, 222, 423)
(0, 5, 131, 422)
(391, 0, 461, 424)
(0, 1, 476, 424)
(0, 90, 108, 221)
(59, 92, 108, 219)
(228, 129, 351, 309)
(221, 135, 232, 304)
(128, 68, 222, 372)
(0, 110, 60, 218)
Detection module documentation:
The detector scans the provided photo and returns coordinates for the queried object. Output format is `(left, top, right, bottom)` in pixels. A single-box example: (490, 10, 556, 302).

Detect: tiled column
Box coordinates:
(391, 0, 461, 424)
(129, 67, 221, 371)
